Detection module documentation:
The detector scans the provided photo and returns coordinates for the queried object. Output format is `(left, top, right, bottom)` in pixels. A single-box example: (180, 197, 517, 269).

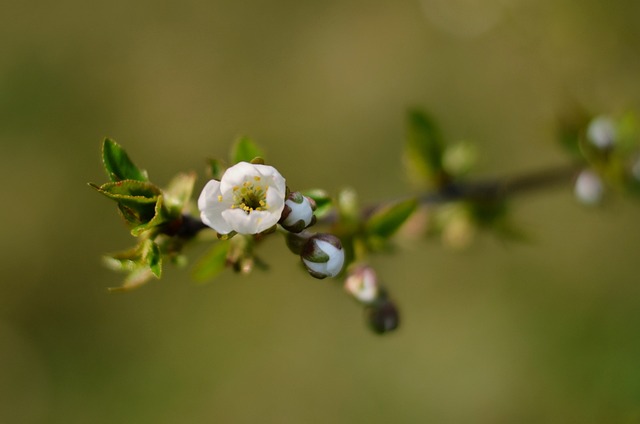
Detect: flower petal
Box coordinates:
(198, 180, 234, 234)
(266, 186, 285, 213)
(197, 179, 221, 211)
(220, 209, 271, 234)
(255, 164, 286, 193)
(219, 162, 262, 193)
(315, 239, 344, 277)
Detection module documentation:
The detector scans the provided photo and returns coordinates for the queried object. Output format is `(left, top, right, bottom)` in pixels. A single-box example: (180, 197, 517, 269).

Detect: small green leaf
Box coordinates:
(207, 158, 226, 180)
(164, 172, 196, 210)
(302, 189, 333, 219)
(192, 241, 230, 282)
(130, 195, 176, 236)
(103, 248, 140, 273)
(443, 141, 477, 177)
(89, 180, 161, 225)
(338, 187, 359, 227)
(104, 240, 162, 292)
(365, 198, 418, 239)
(102, 138, 148, 182)
(405, 110, 446, 186)
(92, 180, 161, 198)
(141, 239, 162, 278)
(108, 268, 155, 293)
(616, 111, 640, 154)
(230, 136, 264, 164)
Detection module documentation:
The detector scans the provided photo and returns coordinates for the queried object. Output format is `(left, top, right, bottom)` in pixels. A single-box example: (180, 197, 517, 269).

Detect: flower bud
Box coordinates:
(574, 169, 604, 205)
(366, 298, 400, 335)
(443, 141, 477, 177)
(344, 265, 379, 304)
(279, 192, 316, 233)
(632, 157, 640, 182)
(587, 116, 616, 150)
(300, 234, 345, 279)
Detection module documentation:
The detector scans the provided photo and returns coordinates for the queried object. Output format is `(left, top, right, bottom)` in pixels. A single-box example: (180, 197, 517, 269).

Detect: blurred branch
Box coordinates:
(419, 162, 582, 205)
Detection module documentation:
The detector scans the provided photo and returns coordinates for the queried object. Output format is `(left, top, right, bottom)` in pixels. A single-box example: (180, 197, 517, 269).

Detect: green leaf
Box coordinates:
(164, 172, 196, 210)
(104, 240, 162, 292)
(365, 198, 418, 239)
(230, 136, 264, 164)
(405, 110, 446, 186)
(103, 247, 140, 273)
(92, 180, 161, 198)
(102, 138, 148, 182)
(207, 158, 226, 180)
(616, 111, 640, 154)
(130, 195, 176, 236)
(192, 241, 230, 282)
(141, 239, 162, 278)
(89, 180, 161, 225)
(302, 189, 333, 219)
(108, 268, 155, 293)
(337, 187, 359, 227)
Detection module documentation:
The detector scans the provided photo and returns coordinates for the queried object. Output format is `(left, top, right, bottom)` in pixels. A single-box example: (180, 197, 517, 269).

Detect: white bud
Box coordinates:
(587, 116, 616, 150)
(344, 266, 379, 304)
(575, 169, 604, 205)
(279, 192, 316, 233)
(301, 234, 345, 279)
(632, 158, 640, 182)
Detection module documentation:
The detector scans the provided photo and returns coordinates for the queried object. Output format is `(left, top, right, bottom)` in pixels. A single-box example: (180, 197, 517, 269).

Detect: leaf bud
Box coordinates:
(300, 234, 345, 279)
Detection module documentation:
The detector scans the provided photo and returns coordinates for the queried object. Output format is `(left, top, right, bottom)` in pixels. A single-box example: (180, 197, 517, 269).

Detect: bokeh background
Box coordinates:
(2, 0, 640, 422)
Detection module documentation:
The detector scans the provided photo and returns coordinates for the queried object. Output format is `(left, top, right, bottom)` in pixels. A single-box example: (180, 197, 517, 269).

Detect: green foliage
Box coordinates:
(129, 195, 174, 237)
(557, 113, 589, 159)
(102, 138, 148, 182)
(192, 241, 230, 282)
(164, 172, 197, 210)
(103, 239, 162, 292)
(613, 111, 639, 154)
(207, 158, 226, 180)
(405, 109, 447, 187)
(365, 198, 417, 240)
(89, 180, 161, 226)
(90, 139, 202, 291)
(230, 136, 264, 164)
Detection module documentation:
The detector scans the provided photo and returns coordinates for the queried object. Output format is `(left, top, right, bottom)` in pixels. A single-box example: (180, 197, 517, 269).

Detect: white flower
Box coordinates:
(301, 234, 345, 279)
(198, 162, 286, 235)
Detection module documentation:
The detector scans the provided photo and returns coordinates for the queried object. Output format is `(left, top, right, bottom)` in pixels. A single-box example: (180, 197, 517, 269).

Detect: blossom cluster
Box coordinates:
(198, 161, 344, 279)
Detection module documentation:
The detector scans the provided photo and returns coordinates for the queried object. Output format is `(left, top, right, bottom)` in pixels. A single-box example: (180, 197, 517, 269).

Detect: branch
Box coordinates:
(419, 162, 582, 205)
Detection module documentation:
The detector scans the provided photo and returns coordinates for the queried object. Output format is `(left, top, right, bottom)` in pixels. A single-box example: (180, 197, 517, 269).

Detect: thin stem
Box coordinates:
(321, 162, 582, 225)
(419, 163, 582, 205)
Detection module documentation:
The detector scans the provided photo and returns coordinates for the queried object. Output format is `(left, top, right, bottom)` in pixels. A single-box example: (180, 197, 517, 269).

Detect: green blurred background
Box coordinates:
(2, 0, 640, 422)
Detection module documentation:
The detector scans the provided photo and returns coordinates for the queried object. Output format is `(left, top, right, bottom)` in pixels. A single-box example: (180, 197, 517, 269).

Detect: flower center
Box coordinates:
(231, 177, 268, 214)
